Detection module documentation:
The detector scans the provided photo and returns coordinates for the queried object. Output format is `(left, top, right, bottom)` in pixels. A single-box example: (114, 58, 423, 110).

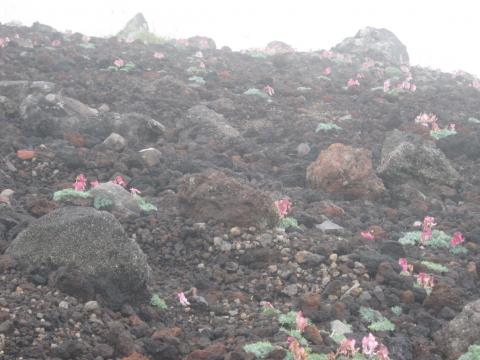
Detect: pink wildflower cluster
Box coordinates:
(177, 292, 190, 307)
(420, 216, 436, 244)
(264, 85, 275, 96)
(451, 231, 465, 247)
(416, 272, 434, 290)
(347, 79, 360, 88)
(51, 39, 61, 47)
(0, 37, 10, 48)
(296, 311, 308, 333)
(153, 51, 165, 59)
(287, 337, 308, 360)
(274, 198, 292, 219)
(398, 258, 413, 275)
(335, 334, 389, 359)
(73, 174, 87, 191)
(72, 174, 140, 196)
(360, 230, 375, 241)
(415, 113, 455, 133)
(114, 58, 125, 68)
(470, 79, 480, 89)
(323, 67, 332, 76)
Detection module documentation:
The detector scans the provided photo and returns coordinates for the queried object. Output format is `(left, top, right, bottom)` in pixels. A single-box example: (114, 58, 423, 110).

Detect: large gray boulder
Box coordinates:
(333, 27, 409, 66)
(434, 299, 480, 359)
(177, 105, 242, 145)
(117, 13, 149, 40)
(6, 206, 150, 308)
(377, 130, 460, 187)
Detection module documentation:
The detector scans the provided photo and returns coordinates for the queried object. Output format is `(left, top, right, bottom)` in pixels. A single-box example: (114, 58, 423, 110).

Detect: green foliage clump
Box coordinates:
(297, 86, 312, 92)
(243, 342, 274, 359)
(399, 230, 466, 254)
(421, 261, 448, 273)
(188, 76, 206, 84)
(278, 311, 297, 328)
(93, 196, 113, 210)
(398, 231, 420, 245)
(390, 306, 402, 316)
(135, 196, 158, 213)
(279, 217, 299, 230)
(315, 123, 342, 132)
(108, 62, 136, 72)
(330, 320, 352, 344)
(359, 307, 395, 332)
(186, 66, 207, 75)
(244, 88, 268, 98)
(459, 344, 480, 360)
(78, 43, 96, 49)
(430, 128, 457, 140)
(262, 306, 280, 316)
(53, 188, 92, 202)
(384, 66, 404, 78)
(150, 294, 168, 310)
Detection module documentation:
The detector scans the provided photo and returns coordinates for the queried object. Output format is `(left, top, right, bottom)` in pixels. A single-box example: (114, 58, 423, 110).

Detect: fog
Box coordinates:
(1, 0, 479, 75)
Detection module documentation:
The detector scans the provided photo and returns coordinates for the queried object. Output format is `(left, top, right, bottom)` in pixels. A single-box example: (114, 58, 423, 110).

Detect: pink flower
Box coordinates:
(338, 338, 358, 356)
(112, 175, 126, 187)
(73, 174, 87, 191)
(448, 123, 456, 131)
(361, 230, 375, 241)
(0, 37, 9, 48)
(260, 301, 274, 309)
(177, 292, 190, 307)
(288, 337, 308, 360)
(264, 85, 275, 96)
(362, 333, 378, 356)
(130, 187, 141, 195)
(153, 51, 165, 59)
(420, 216, 436, 243)
(321, 50, 333, 58)
(376, 343, 390, 360)
(296, 311, 308, 333)
(471, 79, 480, 89)
(323, 67, 332, 76)
(90, 180, 99, 188)
(347, 79, 360, 88)
(451, 231, 465, 247)
(416, 272, 434, 289)
(51, 39, 61, 47)
(356, 73, 365, 79)
(274, 198, 292, 218)
(410, 84, 417, 92)
(399, 258, 408, 273)
(383, 80, 390, 92)
(114, 58, 125, 68)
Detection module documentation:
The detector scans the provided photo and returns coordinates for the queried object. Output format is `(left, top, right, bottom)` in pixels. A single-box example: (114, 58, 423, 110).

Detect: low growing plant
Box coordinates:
(459, 344, 480, 360)
(315, 123, 342, 132)
(150, 294, 168, 310)
(243, 342, 274, 359)
(359, 307, 395, 332)
(53, 188, 92, 202)
(421, 261, 448, 273)
(390, 306, 402, 316)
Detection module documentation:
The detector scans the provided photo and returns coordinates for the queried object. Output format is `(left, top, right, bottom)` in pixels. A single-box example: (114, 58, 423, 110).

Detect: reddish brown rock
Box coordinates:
(303, 324, 324, 345)
(178, 170, 279, 228)
(424, 283, 464, 313)
(306, 143, 385, 199)
(185, 342, 226, 360)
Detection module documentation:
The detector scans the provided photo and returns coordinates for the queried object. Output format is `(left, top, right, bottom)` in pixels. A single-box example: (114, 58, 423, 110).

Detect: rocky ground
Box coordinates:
(1, 18, 480, 360)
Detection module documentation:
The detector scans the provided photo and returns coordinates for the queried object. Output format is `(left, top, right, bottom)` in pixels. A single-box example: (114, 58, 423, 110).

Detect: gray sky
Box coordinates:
(1, 0, 479, 76)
